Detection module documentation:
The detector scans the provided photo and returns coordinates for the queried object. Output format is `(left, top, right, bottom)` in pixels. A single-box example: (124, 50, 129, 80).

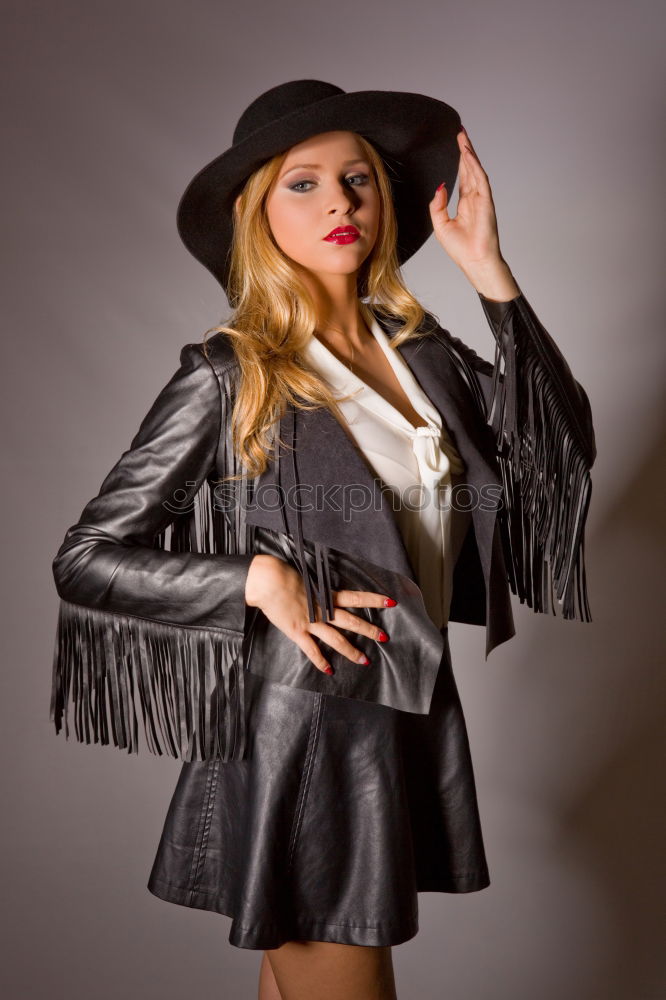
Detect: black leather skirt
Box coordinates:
(146, 628, 490, 950)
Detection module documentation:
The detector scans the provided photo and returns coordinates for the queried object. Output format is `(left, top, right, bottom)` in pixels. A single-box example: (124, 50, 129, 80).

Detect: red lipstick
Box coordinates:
(324, 225, 361, 244)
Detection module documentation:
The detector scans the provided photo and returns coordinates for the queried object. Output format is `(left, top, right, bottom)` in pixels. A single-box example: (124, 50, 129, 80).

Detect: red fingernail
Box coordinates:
(377, 631, 389, 643)
(361, 655, 371, 665)
(383, 598, 397, 607)
(436, 182, 445, 192)
(324, 665, 334, 675)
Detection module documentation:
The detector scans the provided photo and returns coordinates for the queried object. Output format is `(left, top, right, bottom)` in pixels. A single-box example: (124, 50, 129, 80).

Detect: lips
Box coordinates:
(324, 225, 361, 244)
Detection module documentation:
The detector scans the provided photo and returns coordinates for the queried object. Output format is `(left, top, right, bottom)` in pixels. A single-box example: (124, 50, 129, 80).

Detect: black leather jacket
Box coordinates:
(49, 291, 596, 763)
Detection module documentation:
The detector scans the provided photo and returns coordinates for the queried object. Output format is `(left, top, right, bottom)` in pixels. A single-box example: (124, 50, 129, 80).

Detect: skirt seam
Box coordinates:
(191, 759, 221, 894)
(286, 692, 326, 873)
(186, 759, 219, 898)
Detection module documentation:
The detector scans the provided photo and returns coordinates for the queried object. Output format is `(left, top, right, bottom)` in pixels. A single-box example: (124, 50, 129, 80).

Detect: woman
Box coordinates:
(49, 80, 596, 1000)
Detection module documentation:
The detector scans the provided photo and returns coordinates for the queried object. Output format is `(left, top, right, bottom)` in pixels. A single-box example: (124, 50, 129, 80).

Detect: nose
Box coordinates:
(326, 179, 357, 215)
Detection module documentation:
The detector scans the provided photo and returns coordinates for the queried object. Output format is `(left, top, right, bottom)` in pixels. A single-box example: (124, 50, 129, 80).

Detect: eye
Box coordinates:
(288, 173, 371, 193)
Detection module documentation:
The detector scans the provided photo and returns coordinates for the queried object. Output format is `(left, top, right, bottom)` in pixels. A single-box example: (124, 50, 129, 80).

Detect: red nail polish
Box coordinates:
(383, 598, 397, 607)
(361, 655, 371, 665)
(436, 182, 445, 192)
(324, 665, 334, 675)
(377, 631, 389, 643)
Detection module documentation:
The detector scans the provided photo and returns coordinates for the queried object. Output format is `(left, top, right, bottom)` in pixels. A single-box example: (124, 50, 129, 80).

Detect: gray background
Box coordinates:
(2, 0, 664, 998)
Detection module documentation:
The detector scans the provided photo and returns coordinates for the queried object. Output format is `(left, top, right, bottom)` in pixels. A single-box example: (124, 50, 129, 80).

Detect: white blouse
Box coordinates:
(302, 313, 473, 629)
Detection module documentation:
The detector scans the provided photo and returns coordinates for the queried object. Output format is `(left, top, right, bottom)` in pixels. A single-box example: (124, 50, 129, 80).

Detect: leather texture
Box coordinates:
(50, 290, 597, 762)
(52, 341, 255, 633)
(147, 626, 491, 949)
(244, 525, 445, 714)
(50, 288, 597, 949)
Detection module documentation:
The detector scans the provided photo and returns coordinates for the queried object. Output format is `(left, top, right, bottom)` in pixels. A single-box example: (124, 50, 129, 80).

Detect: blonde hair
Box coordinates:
(202, 132, 433, 481)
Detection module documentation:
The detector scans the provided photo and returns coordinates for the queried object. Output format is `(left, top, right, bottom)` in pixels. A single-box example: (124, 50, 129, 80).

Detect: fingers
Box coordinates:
(308, 621, 371, 667)
(457, 128, 470, 191)
(457, 130, 477, 198)
(293, 590, 395, 674)
(458, 127, 489, 195)
(430, 181, 450, 224)
(303, 591, 394, 668)
(291, 620, 370, 676)
(294, 632, 336, 676)
(326, 607, 390, 643)
(333, 589, 396, 609)
(282, 588, 397, 677)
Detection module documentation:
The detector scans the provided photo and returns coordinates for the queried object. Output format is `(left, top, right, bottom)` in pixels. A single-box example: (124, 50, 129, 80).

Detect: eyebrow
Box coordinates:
(280, 158, 369, 178)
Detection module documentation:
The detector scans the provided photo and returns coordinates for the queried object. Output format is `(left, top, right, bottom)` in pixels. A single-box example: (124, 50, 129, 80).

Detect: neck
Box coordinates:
(316, 312, 371, 354)
(303, 271, 371, 351)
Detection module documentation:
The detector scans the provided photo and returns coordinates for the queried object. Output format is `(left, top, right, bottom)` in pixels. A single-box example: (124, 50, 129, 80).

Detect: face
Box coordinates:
(263, 131, 380, 284)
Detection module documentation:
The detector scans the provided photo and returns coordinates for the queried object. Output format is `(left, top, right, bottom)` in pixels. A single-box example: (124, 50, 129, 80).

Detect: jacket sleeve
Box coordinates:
(439, 290, 596, 623)
(50, 343, 255, 762)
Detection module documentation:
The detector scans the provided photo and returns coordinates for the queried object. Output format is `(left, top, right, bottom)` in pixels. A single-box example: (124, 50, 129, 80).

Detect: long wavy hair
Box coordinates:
(202, 132, 434, 482)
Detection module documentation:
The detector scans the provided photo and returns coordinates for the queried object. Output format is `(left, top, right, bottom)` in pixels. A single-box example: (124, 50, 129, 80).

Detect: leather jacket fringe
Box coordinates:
(49, 293, 597, 762)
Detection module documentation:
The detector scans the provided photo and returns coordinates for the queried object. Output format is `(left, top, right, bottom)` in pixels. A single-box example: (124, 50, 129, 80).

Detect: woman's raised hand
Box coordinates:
(429, 126, 521, 300)
(244, 553, 393, 676)
(429, 126, 502, 269)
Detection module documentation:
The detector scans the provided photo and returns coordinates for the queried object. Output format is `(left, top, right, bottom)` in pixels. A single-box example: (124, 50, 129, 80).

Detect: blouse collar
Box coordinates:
(302, 312, 444, 436)
(302, 311, 465, 477)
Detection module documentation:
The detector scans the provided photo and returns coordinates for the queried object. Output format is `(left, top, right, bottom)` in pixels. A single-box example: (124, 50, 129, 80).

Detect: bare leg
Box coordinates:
(264, 941, 398, 1000)
(258, 951, 284, 1000)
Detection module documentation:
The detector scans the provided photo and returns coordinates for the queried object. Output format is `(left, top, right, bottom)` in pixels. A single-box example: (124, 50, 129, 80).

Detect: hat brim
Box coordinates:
(176, 89, 462, 294)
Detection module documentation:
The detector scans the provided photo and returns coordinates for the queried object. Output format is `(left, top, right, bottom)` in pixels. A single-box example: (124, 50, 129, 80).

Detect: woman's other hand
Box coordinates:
(429, 126, 520, 301)
(244, 553, 393, 676)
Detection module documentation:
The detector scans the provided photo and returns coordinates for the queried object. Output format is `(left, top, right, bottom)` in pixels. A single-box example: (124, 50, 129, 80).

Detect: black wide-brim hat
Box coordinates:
(177, 79, 463, 295)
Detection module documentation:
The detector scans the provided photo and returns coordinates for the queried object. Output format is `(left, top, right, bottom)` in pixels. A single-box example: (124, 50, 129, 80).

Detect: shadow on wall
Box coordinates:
(504, 413, 666, 1000)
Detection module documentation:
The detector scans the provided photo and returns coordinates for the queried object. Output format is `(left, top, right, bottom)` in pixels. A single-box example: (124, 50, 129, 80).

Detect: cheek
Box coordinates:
(267, 198, 293, 239)
(267, 197, 309, 251)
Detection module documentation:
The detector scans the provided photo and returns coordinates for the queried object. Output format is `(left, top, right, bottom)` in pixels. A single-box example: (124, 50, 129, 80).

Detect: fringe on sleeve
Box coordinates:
(50, 354, 256, 763)
(50, 601, 246, 762)
(478, 293, 595, 622)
